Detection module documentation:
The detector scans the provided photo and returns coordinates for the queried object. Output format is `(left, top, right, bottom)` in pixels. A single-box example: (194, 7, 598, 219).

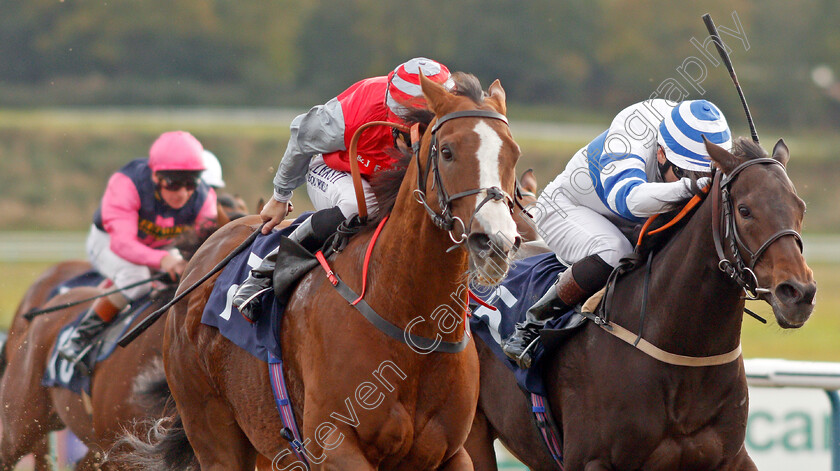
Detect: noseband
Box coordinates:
(711, 158, 804, 299)
(412, 109, 515, 244)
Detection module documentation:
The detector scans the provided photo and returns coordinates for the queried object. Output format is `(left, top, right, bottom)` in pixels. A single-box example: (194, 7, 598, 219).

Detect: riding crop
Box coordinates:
(118, 222, 266, 347)
(702, 13, 759, 144)
(23, 272, 169, 321)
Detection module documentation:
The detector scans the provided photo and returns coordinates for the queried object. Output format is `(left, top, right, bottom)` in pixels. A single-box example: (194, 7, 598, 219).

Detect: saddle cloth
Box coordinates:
(469, 252, 586, 395)
(200, 214, 312, 362)
(42, 296, 154, 394)
(47, 269, 105, 301)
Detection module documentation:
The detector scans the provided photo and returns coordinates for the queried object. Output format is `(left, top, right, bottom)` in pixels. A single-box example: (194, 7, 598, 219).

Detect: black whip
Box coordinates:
(118, 222, 266, 347)
(23, 272, 169, 321)
(702, 13, 759, 144)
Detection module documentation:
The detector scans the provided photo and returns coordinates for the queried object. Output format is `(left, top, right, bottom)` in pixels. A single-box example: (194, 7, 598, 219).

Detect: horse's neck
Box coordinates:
(361, 169, 470, 340)
(618, 197, 745, 356)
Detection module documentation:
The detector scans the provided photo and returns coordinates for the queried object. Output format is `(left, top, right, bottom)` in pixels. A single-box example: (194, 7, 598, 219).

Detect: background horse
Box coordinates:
(0, 260, 91, 471)
(466, 138, 816, 470)
(0, 223, 223, 471)
(513, 169, 540, 243)
(129, 72, 522, 470)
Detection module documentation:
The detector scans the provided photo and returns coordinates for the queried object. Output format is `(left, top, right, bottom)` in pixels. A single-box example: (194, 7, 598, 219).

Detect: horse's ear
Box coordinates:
(703, 135, 739, 174)
(256, 197, 265, 214)
(420, 73, 451, 115)
(486, 79, 507, 115)
(216, 202, 231, 227)
(772, 138, 790, 168)
(520, 168, 537, 194)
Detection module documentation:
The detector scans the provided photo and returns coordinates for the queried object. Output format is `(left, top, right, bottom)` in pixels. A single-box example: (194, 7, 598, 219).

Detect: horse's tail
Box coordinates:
(108, 358, 198, 470)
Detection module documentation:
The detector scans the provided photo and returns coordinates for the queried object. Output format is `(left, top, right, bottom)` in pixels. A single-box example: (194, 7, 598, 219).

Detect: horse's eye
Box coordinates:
(440, 146, 453, 161)
(738, 205, 752, 218)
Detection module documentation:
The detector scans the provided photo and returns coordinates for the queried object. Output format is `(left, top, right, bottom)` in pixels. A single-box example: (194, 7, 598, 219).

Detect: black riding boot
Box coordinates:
(502, 254, 613, 369)
(57, 297, 120, 363)
(502, 276, 570, 369)
(233, 207, 345, 322)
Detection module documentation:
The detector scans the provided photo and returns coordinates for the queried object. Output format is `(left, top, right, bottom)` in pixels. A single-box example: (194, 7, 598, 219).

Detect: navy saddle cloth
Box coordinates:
(200, 213, 312, 362)
(47, 269, 105, 301)
(42, 295, 155, 394)
(469, 252, 586, 395)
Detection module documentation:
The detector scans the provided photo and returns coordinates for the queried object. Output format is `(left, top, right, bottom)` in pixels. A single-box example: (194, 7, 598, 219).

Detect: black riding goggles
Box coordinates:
(158, 173, 201, 191)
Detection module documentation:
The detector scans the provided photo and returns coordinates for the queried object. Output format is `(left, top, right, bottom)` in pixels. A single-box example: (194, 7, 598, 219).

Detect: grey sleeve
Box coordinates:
(272, 98, 347, 201)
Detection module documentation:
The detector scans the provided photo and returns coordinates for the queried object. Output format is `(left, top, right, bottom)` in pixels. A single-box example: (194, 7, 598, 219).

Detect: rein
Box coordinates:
(325, 109, 513, 353)
(596, 158, 803, 366)
(413, 109, 515, 244)
(23, 272, 169, 320)
(314, 223, 470, 354)
(347, 121, 410, 223)
(712, 158, 803, 300)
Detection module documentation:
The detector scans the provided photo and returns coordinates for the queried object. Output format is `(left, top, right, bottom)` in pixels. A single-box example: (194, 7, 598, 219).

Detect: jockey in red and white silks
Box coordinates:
(272, 58, 453, 218)
(232, 58, 454, 323)
(503, 99, 732, 369)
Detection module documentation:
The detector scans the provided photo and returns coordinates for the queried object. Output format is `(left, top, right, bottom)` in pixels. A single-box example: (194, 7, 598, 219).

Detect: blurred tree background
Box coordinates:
(1, 0, 839, 231)
(1, 0, 839, 128)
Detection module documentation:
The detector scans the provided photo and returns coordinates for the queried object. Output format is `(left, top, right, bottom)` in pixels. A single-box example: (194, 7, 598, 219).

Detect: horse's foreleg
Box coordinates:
(169, 367, 255, 470)
(463, 409, 497, 471)
(74, 450, 104, 471)
(32, 436, 54, 471)
(0, 387, 55, 470)
(438, 446, 474, 470)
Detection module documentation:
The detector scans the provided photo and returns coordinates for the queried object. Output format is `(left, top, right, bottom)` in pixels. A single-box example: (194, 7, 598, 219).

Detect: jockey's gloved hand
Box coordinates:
(696, 176, 712, 191)
(161, 250, 186, 282)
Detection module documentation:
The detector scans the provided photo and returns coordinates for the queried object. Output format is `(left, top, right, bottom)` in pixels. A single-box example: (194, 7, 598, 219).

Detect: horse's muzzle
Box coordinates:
(771, 279, 817, 328)
(467, 232, 521, 286)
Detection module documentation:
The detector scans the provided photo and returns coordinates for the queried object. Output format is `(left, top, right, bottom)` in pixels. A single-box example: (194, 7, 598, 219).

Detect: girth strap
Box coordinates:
(314, 251, 470, 354)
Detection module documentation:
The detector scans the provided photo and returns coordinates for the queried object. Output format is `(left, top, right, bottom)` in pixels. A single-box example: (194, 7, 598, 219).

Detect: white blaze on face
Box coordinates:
(472, 120, 518, 247)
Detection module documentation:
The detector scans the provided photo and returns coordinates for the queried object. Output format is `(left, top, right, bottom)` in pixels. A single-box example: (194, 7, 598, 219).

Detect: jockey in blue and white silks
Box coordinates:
(503, 99, 731, 368)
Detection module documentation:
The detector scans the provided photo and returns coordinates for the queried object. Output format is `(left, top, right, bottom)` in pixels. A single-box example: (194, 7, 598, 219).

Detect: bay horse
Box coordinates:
(0, 260, 91, 471)
(0, 222, 227, 471)
(0, 286, 175, 471)
(144, 72, 521, 470)
(465, 137, 816, 470)
(513, 169, 540, 243)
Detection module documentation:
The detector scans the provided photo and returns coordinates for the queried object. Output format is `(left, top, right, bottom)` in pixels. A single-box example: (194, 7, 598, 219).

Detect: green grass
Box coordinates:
(741, 262, 840, 361)
(0, 261, 55, 325)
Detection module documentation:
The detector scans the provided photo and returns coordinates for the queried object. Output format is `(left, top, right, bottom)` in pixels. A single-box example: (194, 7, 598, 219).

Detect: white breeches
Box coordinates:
(86, 226, 153, 301)
(532, 190, 633, 268)
(305, 155, 378, 218)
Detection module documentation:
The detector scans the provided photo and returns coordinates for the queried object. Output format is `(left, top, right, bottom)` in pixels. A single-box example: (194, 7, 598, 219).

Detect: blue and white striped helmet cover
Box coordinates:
(657, 100, 732, 172)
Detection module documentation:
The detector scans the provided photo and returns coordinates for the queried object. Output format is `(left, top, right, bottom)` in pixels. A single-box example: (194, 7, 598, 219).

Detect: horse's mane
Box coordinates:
(368, 72, 487, 226)
(173, 225, 218, 261)
(731, 137, 768, 160)
(637, 136, 768, 256)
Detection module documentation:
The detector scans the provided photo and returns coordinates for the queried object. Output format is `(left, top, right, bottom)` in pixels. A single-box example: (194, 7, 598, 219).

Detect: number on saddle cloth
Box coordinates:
(43, 296, 154, 394)
(469, 253, 588, 395)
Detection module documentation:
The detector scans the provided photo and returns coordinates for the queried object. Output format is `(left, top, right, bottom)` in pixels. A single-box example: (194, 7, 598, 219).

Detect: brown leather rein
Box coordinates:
(347, 110, 515, 245)
(594, 158, 802, 367)
(711, 158, 803, 300)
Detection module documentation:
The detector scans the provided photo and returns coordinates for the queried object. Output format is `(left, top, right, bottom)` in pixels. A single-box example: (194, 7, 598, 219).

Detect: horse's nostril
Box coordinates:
(468, 233, 492, 253)
(801, 282, 817, 305)
(776, 282, 804, 305)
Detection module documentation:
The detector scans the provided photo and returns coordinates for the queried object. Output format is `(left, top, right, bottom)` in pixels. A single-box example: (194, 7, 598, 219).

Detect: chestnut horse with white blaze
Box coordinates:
(154, 73, 521, 470)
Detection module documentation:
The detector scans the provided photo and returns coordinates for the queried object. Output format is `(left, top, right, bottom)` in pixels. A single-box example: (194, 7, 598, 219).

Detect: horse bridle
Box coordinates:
(412, 109, 516, 244)
(711, 158, 804, 299)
